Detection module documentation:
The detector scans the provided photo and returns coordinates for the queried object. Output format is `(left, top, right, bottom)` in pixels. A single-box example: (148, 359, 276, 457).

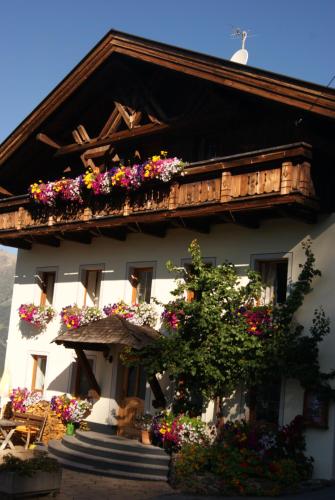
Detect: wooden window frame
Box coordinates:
(123, 365, 146, 400)
(83, 269, 102, 307)
(31, 354, 47, 393)
(79, 265, 104, 307)
(130, 267, 153, 304)
(36, 268, 57, 307)
(250, 252, 293, 305)
(181, 257, 216, 303)
(39, 271, 56, 306)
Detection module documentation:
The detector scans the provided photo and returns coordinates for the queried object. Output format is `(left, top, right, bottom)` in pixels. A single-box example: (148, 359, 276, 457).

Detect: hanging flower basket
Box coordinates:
(60, 304, 103, 329)
(18, 304, 55, 329)
(103, 301, 157, 327)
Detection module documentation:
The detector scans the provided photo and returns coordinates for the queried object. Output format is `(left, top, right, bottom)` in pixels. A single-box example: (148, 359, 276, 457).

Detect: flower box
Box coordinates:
(0, 469, 62, 498)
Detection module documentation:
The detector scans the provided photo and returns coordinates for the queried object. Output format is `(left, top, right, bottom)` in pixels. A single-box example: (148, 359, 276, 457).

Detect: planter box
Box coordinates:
(0, 469, 62, 498)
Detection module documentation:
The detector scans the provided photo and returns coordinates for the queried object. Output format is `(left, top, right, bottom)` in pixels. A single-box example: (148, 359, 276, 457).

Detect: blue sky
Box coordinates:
(0, 0, 334, 253)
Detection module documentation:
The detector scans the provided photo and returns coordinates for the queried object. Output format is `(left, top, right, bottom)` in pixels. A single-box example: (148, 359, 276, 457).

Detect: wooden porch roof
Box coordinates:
(54, 314, 161, 351)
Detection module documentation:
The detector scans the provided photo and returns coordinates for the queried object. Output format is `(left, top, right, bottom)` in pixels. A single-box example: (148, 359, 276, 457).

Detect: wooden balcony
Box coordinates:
(0, 143, 318, 249)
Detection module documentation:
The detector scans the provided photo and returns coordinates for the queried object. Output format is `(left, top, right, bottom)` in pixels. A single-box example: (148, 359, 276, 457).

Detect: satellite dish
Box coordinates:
(230, 48, 248, 64)
(230, 29, 249, 65)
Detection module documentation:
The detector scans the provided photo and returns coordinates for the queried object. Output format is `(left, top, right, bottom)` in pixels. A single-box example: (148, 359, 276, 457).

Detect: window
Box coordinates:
(251, 253, 292, 305)
(31, 355, 47, 392)
(82, 269, 102, 306)
(131, 268, 153, 304)
(124, 366, 147, 400)
(70, 357, 95, 398)
(257, 260, 288, 304)
(182, 257, 216, 303)
(37, 271, 55, 306)
(249, 380, 282, 424)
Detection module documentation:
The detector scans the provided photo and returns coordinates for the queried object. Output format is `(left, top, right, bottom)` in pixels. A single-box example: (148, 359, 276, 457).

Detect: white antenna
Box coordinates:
(230, 28, 249, 65)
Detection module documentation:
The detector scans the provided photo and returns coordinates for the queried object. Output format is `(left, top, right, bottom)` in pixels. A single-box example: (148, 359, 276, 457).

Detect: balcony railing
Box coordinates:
(0, 143, 318, 248)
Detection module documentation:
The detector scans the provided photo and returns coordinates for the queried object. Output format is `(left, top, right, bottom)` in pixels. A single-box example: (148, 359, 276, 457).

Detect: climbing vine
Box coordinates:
(122, 239, 333, 414)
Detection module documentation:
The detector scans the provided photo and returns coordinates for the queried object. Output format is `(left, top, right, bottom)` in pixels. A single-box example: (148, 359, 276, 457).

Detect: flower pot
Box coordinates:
(141, 429, 151, 445)
(0, 470, 62, 497)
(66, 422, 75, 436)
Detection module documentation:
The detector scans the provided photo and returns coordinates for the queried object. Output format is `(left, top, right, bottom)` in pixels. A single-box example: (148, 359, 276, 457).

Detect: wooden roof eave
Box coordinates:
(0, 31, 335, 167)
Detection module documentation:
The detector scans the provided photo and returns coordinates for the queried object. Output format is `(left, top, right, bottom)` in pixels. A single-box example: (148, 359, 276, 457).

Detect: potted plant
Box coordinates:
(0, 452, 62, 498)
(50, 394, 92, 435)
(134, 413, 153, 444)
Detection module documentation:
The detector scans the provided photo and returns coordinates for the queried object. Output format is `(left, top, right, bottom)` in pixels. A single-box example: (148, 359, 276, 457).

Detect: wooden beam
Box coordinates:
(140, 223, 167, 238)
(114, 102, 132, 129)
(99, 108, 122, 137)
(0, 238, 32, 250)
(33, 236, 61, 247)
(0, 186, 13, 196)
(148, 375, 166, 409)
(77, 124, 90, 142)
(75, 349, 101, 396)
(99, 227, 127, 240)
(55, 122, 169, 157)
(59, 232, 92, 244)
(36, 133, 61, 149)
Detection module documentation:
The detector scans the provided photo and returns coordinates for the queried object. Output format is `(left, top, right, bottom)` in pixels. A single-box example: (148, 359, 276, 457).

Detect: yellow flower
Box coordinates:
(160, 150, 168, 156)
(152, 155, 160, 162)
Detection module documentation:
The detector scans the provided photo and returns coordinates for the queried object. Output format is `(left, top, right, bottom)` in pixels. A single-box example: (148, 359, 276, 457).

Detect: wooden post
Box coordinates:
(168, 182, 178, 210)
(298, 161, 313, 196)
(75, 349, 101, 397)
(220, 171, 232, 202)
(280, 161, 294, 195)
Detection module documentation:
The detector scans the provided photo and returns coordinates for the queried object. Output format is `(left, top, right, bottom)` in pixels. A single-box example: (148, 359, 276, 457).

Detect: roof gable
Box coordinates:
(1, 30, 335, 167)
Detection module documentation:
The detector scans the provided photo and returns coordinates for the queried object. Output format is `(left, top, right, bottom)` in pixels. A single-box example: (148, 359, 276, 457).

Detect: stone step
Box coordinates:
(48, 440, 169, 479)
(48, 454, 168, 481)
(74, 429, 166, 457)
(61, 435, 170, 465)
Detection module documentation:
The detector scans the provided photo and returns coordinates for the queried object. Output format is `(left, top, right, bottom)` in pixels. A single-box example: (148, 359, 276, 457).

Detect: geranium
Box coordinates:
(103, 301, 134, 320)
(29, 152, 186, 206)
(58, 177, 83, 203)
(162, 300, 185, 330)
(18, 303, 55, 329)
(29, 181, 57, 206)
(9, 387, 41, 413)
(152, 412, 210, 451)
(103, 301, 157, 327)
(238, 306, 273, 336)
(60, 305, 103, 329)
(50, 394, 92, 423)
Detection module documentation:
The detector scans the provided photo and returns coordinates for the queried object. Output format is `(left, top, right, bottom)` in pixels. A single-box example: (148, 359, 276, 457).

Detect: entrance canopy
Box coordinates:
(53, 314, 166, 406)
(54, 314, 161, 351)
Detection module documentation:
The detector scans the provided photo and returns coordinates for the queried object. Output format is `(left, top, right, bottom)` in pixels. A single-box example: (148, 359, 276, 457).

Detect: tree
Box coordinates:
(122, 239, 332, 415)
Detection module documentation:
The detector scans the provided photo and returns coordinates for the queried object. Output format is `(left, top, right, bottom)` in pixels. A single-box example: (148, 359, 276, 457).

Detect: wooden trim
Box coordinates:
(31, 355, 47, 392)
(39, 271, 55, 306)
(83, 269, 102, 306)
(55, 122, 169, 157)
(0, 28, 333, 165)
(130, 267, 153, 304)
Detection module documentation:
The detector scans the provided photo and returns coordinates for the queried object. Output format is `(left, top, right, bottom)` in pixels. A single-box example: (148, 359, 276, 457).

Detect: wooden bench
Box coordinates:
(13, 412, 47, 449)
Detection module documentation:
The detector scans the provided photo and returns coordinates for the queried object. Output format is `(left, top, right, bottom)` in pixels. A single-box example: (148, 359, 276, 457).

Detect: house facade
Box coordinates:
(0, 31, 335, 478)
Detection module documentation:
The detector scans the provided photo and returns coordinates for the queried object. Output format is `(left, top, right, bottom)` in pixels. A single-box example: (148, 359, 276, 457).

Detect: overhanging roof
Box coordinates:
(1, 29, 335, 167)
(54, 314, 161, 351)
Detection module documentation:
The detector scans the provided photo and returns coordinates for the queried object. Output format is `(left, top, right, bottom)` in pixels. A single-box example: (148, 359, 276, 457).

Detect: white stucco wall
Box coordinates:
(3, 213, 335, 477)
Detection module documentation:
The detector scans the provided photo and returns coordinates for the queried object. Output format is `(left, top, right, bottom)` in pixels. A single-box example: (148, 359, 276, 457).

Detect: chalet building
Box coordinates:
(0, 31, 335, 478)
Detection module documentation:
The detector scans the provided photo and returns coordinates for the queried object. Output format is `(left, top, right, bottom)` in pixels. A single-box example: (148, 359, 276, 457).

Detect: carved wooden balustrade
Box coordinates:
(0, 143, 318, 248)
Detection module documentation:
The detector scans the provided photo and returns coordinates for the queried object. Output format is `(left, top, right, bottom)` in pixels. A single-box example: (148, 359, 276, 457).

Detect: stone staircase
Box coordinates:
(48, 429, 170, 481)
